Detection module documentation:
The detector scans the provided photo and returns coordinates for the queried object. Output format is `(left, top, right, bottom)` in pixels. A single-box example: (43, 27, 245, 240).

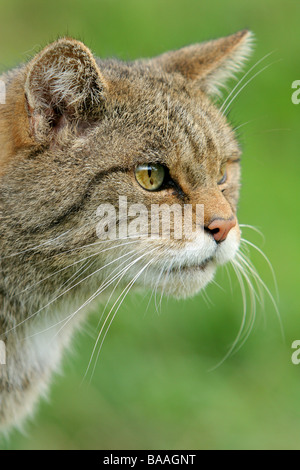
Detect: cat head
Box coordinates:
(0, 31, 253, 300)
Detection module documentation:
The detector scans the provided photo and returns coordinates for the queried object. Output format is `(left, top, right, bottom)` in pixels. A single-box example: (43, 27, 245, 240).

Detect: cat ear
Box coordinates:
(25, 38, 107, 143)
(153, 30, 254, 96)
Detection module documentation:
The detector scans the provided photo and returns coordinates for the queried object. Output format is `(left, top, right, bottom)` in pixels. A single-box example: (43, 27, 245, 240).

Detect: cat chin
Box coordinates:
(146, 260, 217, 299)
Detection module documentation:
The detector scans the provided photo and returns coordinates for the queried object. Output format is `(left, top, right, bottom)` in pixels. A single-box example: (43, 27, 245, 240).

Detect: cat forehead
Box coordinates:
(100, 58, 206, 108)
(90, 60, 239, 159)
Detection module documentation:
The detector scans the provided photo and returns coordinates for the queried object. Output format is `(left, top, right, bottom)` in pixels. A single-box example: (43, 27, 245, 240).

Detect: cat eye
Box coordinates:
(217, 163, 227, 185)
(135, 163, 165, 191)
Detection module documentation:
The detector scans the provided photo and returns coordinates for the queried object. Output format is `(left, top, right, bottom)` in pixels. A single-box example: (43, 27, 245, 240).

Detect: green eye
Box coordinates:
(135, 163, 165, 191)
(217, 163, 227, 185)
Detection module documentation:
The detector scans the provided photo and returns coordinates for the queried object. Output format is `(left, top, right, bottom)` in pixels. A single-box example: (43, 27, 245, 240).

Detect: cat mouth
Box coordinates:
(166, 257, 214, 274)
(141, 255, 217, 298)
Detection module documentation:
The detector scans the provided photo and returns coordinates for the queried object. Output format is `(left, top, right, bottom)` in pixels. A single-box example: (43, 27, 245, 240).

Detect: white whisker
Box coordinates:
(83, 248, 159, 382)
(222, 59, 281, 116)
(237, 248, 284, 340)
(240, 224, 265, 242)
(209, 258, 248, 371)
(220, 51, 274, 113)
(4, 247, 144, 336)
(23, 247, 151, 341)
(15, 238, 145, 296)
(241, 237, 279, 301)
(0, 219, 95, 260)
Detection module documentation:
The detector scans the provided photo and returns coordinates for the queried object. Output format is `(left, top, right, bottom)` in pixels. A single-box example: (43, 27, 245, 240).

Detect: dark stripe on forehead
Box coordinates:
(168, 105, 205, 161)
(169, 98, 223, 162)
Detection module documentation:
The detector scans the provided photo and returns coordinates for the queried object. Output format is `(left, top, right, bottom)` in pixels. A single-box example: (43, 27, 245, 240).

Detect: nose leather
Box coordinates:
(207, 217, 236, 242)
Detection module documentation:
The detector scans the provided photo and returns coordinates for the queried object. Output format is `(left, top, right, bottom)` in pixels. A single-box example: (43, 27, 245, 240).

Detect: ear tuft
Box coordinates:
(203, 30, 254, 96)
(154, 30, 254, 97)
(25, 38, 107, 143)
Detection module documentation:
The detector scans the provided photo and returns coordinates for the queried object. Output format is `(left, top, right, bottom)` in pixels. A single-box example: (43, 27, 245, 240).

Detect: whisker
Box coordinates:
(23, 247, 150, 341)
(83, 249, 159, 382)
(240, 237, 279, 301)
(222, 59, 282, 117)
(232, 119, 257, 133)
(15, 238, 145, 297)
(158, 258, 173, 310)
(154, 256, 172, 315)
(219, 51, 275, 113)
(235, 253, 265, 308)
(51, 258, 97, 298)
(200, 288, 214, 308)
(57, 245, 156, 338)
(210, 227, 285, 371)
(224, 263, 233, 295)
(89, 254, 160, 381)
(153, 268, 164, 315)
(2, 247, 144, 336)
(47, 232, 150, 258)
(237, 248, 284, 340)
(1, 221, 149, 262)
(0, 219, 95, 260)
(239, 224, 265, 242)
(95, 244, 158, 327)
(230, 258, 257, 352)
(209, 258, 248, 371)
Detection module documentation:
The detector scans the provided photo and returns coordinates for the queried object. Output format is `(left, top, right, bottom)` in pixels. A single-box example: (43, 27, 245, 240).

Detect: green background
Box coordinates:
(0, 0, 299, 450)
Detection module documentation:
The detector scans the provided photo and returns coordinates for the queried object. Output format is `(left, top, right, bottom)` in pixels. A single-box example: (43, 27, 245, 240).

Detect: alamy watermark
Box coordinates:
(291, 340, 300, 365)
(0, 340, 6, 365)
(291, 80, 300, 105)
(96, 196, 204, 242)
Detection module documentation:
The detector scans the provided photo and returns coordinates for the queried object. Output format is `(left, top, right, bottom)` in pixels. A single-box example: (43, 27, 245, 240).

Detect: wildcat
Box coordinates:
(0, 30, 253, 431)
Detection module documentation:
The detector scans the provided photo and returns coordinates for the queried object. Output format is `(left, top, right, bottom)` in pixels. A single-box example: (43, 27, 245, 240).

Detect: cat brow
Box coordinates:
(93, 165, 129, 182)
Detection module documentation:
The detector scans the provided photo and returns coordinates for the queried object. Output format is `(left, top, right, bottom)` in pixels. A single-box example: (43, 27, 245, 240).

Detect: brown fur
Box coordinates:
(0, 31, 253, 430)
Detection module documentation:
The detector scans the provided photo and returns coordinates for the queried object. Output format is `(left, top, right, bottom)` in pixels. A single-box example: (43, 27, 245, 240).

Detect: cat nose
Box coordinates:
(206, 217, 236, 242)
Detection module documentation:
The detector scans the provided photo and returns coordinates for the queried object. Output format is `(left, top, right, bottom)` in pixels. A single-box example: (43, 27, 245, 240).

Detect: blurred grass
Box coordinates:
(0, 0, 299, 450)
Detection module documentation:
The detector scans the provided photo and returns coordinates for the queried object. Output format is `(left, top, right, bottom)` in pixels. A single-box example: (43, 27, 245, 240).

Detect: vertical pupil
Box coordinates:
(148, 167, 154, 185)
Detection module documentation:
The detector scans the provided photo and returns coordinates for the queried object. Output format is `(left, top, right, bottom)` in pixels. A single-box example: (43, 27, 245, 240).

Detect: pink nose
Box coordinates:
(207, 217, 236, 242)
